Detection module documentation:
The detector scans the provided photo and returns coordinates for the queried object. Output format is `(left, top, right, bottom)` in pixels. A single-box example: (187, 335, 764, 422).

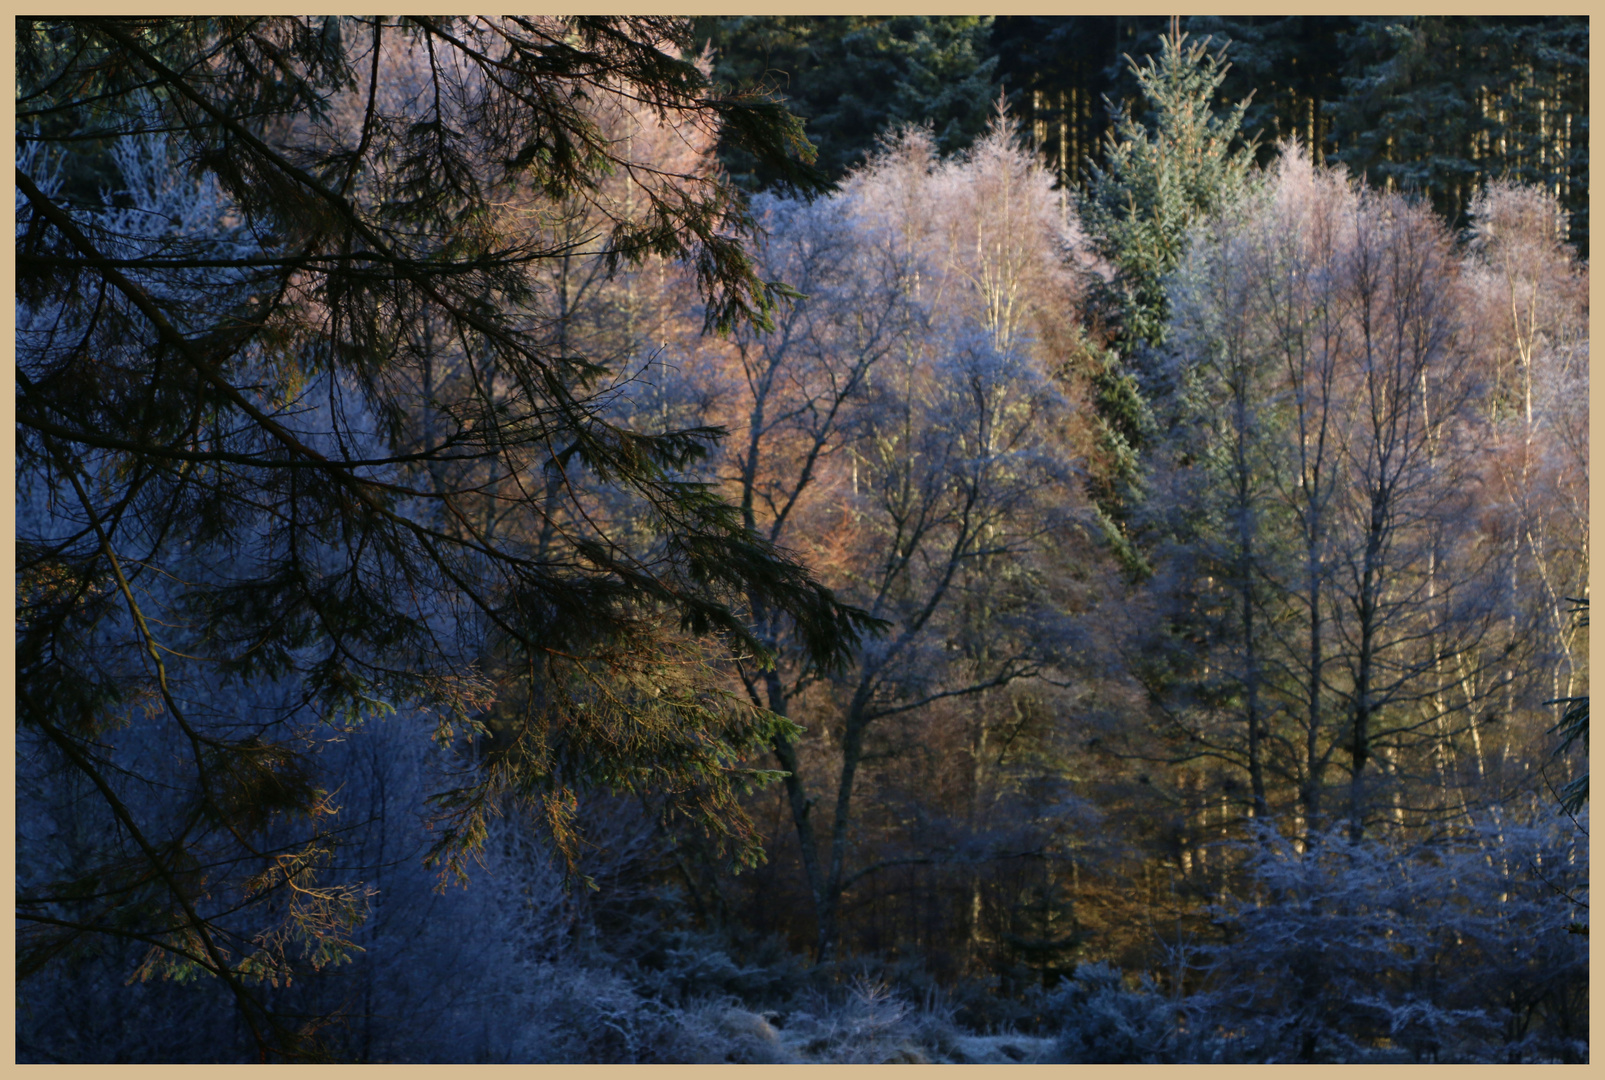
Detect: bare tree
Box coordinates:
(677, 117, 1090, 959)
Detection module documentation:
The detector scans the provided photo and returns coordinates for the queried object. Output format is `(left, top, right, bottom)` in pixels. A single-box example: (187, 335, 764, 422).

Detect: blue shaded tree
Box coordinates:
(15, 16, 875, 1059)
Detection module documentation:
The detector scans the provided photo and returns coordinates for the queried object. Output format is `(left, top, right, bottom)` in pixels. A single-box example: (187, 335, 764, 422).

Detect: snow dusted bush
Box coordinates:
(1028, 816, 1585, 1064)
(1040, 962, 1225, 1063)
(1183, 818, 1587, 1063)
(629, 927, 808, 1007)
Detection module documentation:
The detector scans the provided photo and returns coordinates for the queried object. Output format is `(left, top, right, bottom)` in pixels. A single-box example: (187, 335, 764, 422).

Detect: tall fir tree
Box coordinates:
(1076, 30, 1257, 576)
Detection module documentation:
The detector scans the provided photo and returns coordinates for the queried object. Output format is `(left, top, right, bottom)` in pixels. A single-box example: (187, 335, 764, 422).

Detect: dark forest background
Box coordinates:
(695, 16, 1588, 254)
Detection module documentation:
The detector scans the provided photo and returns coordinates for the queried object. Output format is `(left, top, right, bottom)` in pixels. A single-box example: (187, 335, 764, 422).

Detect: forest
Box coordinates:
(14, 16, 1588, 1063)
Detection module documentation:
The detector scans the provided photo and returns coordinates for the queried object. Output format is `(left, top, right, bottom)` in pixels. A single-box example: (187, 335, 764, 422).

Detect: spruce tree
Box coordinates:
(1077, 31, 1256, 574)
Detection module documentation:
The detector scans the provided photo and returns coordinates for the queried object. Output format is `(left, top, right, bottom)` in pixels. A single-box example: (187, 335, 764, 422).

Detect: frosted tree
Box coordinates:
(675, 114, 1092, 961)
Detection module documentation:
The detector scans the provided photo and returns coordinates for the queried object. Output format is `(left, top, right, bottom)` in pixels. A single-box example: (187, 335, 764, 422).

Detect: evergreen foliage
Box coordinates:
(693, 16, 999, 189)
(1081, 32, 1257, 358)
(1075, 32, 1256, 573)
(1329, 17, 1588, 255)
(1183, 17, 1350, 163)
(15, 16, 875, 1059)
(988, 17, 1128, 190)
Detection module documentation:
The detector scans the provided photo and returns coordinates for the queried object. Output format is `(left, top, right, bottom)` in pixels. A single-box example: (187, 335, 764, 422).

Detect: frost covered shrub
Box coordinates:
(517, 964, 731, 1063)
(630, 927, 808, 1007)
(1189, 820, 1587, 1063)
(1030, 818, 1586, 1065)
(1040, 962, 1224, 1064)
(774, 978, 948, 1063)
(526, 969, 983, 1063)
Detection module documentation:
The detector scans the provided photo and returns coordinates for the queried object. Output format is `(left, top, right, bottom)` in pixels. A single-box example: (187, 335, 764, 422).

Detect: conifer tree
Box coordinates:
(694, 16, 999, 189)
(1077, 30, 1256, 574)
(1330, 17, 1588, 255)
(15, 16, 875, 1058)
